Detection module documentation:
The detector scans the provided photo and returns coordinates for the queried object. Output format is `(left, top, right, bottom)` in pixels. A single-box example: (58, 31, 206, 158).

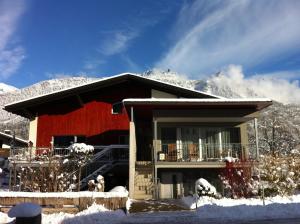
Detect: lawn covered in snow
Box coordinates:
(183, 194, 300, 221)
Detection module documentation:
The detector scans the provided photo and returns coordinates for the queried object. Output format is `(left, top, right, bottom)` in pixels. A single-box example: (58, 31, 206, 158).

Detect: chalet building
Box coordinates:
(0, 131, 28, 149)
(4, 73, 272, 199)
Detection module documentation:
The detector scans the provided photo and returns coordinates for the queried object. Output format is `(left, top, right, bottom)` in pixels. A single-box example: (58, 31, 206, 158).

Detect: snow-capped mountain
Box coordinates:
(0, 83, 18, 94)
(0, 70, 299, 151)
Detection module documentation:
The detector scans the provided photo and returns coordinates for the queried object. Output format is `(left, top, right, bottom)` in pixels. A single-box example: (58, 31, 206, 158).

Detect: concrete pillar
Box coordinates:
(129, 121, 137, 198)
(29, 116, 38, 147)
(254, 118, 259, 159)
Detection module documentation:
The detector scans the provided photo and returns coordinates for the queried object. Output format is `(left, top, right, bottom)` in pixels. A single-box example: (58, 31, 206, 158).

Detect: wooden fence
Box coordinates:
(0, 148, 10, 158)
(0, 192, 128, 214)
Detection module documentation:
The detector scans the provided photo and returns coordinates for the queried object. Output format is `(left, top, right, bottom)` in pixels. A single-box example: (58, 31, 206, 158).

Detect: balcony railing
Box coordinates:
(155, 143, 258, 163)
(9, 145, 129, 162)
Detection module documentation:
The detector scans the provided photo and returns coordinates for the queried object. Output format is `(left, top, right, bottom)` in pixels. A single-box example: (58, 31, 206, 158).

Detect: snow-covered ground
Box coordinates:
(183, 195, 300, 221)
(1, 195, 300, 223)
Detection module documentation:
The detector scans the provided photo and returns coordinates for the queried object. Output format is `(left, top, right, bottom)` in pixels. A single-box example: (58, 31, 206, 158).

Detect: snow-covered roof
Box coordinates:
(0, 131, 28, 144)
(123, 98, 272, 110)
(4, 73, 222, 117)
(5, 73, 220, 108)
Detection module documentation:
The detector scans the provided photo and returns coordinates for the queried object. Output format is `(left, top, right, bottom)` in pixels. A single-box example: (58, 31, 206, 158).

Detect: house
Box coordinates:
(0, 131, 28, 158)
(4, 73, 272, 199)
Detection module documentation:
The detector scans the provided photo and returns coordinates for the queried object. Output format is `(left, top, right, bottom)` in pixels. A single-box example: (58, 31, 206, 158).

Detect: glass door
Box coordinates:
(181, 127, 199, 161)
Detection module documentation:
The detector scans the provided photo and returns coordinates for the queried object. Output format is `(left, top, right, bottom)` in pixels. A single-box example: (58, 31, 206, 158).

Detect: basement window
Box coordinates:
(112, 102, 123, 114)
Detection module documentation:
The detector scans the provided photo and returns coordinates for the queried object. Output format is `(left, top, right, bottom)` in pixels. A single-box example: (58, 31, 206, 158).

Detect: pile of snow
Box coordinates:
(182, 194, 300, 220)
(43, 203, 125, 224)
(224, 156, 238, 163)
(69, 143, 94, 154)
(109, 186, 128, 194)
(195, 178, 217, 197)
(0, 212, 14, 223)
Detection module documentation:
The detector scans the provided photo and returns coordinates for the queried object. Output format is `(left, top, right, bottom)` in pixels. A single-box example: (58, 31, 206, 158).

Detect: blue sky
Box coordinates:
(1, 0, 300, 88)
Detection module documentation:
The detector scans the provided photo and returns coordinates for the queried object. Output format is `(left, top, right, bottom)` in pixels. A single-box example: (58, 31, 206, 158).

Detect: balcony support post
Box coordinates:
(153, 119, 158, 199)
(254, 118, 259, 159)
(129, 106, 136, 199)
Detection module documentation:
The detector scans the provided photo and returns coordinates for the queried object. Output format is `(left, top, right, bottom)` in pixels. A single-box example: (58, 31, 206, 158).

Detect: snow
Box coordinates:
(8, 202, 41, 218)
(63, 158, 69, 164)
(182, 194, 300, 209)
(195, 178, 217, 196)
(109, 186, 128, 194)
(42, 203, 125, 224)
(4, 73, 220, 108)
(123, 98, 272, 110)
(224, 156, 238, 163)
(69, 143, 94, 154)
(1, 195, 300, 223)
(0, 83, 18, 94)
(96, 175, 104, 183)
(123, 98, 272, 103)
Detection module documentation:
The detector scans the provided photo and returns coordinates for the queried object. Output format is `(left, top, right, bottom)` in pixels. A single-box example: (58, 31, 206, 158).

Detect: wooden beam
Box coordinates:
(22, 108, 34, 119)
(76, 94, 84, 107)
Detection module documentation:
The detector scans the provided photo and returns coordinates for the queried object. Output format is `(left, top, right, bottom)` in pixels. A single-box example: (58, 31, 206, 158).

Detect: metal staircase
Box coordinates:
(78, 145, 129, 190)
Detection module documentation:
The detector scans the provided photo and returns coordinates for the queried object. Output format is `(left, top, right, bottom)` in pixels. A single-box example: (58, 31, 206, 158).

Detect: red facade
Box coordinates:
(35, 82, 150, 147)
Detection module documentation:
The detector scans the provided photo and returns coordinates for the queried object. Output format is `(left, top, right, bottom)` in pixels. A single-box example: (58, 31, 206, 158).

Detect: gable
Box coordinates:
(4, 73, 219, 118)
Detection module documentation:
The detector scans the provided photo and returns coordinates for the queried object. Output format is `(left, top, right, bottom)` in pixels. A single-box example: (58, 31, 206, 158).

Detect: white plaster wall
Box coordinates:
(29, 116, 38, 147)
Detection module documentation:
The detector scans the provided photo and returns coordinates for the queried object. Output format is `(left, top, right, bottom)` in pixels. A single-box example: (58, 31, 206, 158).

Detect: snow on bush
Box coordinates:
(260, 154, 300, 196)
(219, 159, 260, 198)
(224, 156, 238, 163)
(69, 143, 94, 154)
(88, 175, 105, 192)
(195, 178, 217, 197)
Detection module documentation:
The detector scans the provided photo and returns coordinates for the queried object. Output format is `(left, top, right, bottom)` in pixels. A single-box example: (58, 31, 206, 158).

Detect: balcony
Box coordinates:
(8, 145, 129, 163)
(155, 143, 257, 163)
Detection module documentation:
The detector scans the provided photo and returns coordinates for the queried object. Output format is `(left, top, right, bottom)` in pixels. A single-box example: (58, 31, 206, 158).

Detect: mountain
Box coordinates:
(0, 83, 18, 94)
(0, 70, 299, 153)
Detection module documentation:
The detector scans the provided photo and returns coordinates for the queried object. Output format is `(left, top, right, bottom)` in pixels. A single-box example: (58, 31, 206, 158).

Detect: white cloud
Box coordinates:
(156, 0, 300, 78)
(210, 65, 300, 105)
(0, 0, 26, 79)
(98, 30, 138, 56)
(83, 59, 106, 70)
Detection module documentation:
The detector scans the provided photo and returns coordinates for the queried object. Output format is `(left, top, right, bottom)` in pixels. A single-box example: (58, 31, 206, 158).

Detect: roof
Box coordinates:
(0, 132, 28, 144)
(123, 98, 273, 110)
(5, 73, 221, 117)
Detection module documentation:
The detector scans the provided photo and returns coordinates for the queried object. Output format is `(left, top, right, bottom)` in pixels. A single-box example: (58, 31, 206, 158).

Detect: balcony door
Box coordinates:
(181, 127, 200, 161)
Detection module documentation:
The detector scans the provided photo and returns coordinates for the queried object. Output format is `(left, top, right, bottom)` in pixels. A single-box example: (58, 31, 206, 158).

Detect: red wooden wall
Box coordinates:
(35, 82, 150, 147)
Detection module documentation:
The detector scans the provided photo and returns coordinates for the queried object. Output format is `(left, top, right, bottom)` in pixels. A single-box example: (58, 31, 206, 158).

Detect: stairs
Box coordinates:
(77, 145, 129, 190)
(134, 162, 154, 199)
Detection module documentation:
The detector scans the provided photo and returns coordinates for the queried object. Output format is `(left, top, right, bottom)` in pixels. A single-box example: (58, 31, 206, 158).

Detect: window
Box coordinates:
(112, 102, 123, 114)
(53, 135, 86, 147)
